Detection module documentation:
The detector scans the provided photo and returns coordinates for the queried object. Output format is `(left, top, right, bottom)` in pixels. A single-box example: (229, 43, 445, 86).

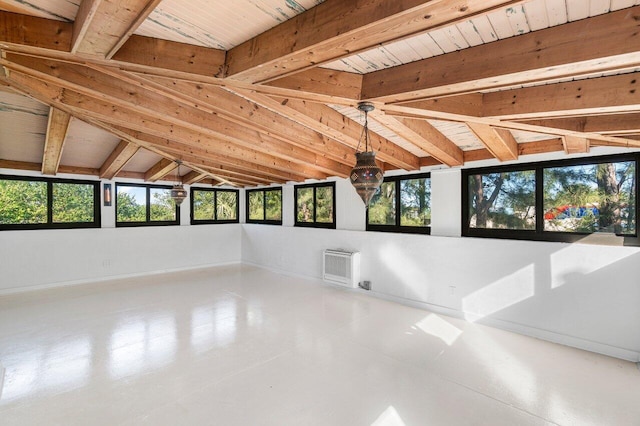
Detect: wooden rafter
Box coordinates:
(144, 158, 177, 182)
(182, 170, 207, 185)
(230, 89, 420, 171)
(69, 0, 163, 58)
(1, 56, 350, 178)
(99, 140, 139, 179)
(362, 7, 640, 103)
(466, 123, 518, 162)
(521, 114, 640, 135)
(41, 107, 71, 175)
(369, 111, 463, 166)
(562, 136, 590, 154)
(225, 0, 525, 83)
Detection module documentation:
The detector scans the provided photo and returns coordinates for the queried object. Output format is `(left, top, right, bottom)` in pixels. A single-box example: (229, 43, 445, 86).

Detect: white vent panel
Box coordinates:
(323, 250, 361, 288)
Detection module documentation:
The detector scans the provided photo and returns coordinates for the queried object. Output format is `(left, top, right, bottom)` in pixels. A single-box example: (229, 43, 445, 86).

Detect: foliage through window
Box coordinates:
(190, 188, 239, 224)
(462, 154, 639, 244)
(116, 183, 178, 226)
(0, 175, 100, 230)
(294, 182, 335, 228)
(467, 170, 536, 230)
(367, 173, 431, 234)
(247, 188, 282, 225)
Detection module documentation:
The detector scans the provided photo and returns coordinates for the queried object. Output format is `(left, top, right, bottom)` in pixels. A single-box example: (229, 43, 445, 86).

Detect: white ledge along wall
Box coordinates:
(241, 149, 640, 362)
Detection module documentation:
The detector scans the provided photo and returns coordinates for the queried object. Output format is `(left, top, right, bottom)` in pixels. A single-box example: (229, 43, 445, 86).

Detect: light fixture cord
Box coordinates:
(355, 109, 370, 153)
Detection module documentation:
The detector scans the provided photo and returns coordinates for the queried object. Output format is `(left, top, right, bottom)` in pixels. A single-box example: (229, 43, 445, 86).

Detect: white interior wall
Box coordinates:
(0, 224, 241, 294)
(2, 147, 639, 361)
(242, 148, 640, 362)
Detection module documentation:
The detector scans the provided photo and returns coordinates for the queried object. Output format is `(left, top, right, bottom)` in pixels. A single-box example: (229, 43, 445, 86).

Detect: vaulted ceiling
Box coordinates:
(1, 0, 639, 187)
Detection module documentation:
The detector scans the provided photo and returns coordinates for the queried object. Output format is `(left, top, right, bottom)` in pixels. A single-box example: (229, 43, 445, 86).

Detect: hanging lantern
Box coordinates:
(170, 160, 187, 206)
(350, 102, 383, 207)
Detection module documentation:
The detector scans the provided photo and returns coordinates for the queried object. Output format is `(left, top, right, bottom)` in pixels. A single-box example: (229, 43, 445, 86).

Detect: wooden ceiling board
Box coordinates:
(0, 0, 77, 21)
(135, 0, 324, 49)
(59, 118, 121, 168)
(120, 148, 163, 172)
(321, 0, 640, 75)
(0, 91, 48, 163)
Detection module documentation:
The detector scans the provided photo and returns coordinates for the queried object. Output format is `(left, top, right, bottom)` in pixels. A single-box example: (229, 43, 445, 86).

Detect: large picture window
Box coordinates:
(116, 183, 179, 227)
(190, 188, 239, 224)
(367, 173, 431, 234)
(462, 154, 639, 244)
(0, 175, 100, 230)
(294, 182, 335, 228)
(247, 187, 282, 225)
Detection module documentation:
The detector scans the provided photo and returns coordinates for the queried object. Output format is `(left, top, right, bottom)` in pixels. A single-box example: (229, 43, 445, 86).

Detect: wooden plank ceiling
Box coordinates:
(0, 0, 639, 187)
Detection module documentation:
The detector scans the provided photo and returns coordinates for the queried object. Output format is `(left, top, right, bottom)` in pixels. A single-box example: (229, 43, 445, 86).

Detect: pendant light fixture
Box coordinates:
(170, 160, 187, 206)
(350, 102, 383, 207)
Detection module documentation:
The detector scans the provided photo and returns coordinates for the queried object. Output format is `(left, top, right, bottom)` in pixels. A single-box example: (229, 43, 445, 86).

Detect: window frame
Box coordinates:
(294, 182, 336, 229)
(461, 153, 640, 245)
(0, 174, 101, 231)
(366, 172, 432, 235)
(245, 187, 283, 225)
(115, 182, 179, 227)
(190, 187, 240, 225)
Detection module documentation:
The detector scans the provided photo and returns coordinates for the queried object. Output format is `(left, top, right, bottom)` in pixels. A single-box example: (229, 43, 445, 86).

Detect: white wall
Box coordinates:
(242, 152, 640, 362)
(0, 224, 241, 294)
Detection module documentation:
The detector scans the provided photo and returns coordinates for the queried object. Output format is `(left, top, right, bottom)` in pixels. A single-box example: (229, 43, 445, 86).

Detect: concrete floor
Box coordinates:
(0, 264, 638, 425)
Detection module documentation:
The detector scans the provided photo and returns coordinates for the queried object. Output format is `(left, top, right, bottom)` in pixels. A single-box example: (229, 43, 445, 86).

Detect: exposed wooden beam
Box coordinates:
(182, 170, 207, 185)
(380, 104, 640, 149)
(562, 135, 590, 154)
(231, 89, 420, 171)
(466, 123, 518, 161)
(70, 0, 163, 58)
(521, 114, 640, 135)
(369, 111, 463, 166)
(265, 68, 362, 102)
(144, 158, 177, 182)
(0, 11, 72, 52)
(362, 7, 640, 102)
(4, 69, 327, 183)
(71, 0, 103, 54)
(133, 75, 356, 167)
(482, 73, 640, 119)
(401, 94, 484, 116)
(0, 159, 98, 176)
(225, 0, 524, 83)
(2, 55, 350, 177)
(99, 139, 139, 179)
(42, 107, 71, 175)
(113, 35, 226, 77)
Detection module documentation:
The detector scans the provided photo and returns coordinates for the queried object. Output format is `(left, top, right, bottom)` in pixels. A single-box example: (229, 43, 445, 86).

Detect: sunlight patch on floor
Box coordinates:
(415, 314, 463, 346)
(371, 405, 406, 426)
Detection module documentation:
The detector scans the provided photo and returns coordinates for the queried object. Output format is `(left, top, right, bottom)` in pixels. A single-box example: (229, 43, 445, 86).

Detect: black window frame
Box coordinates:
(294, 182, 336, 229)
(245, 187, 283, 225)
(462, 153, 640, 246)
(366, 172, 431, 235)
(190, 187, 240, 225)
(0, 174, 101, 231)
(115, 182, 179, 227)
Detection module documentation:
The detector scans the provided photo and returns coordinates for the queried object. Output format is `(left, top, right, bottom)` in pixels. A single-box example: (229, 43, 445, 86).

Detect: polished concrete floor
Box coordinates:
(0, 265, 638, 425)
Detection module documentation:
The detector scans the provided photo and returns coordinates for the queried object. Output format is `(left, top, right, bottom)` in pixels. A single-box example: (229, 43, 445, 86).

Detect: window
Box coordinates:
(0, 175, 100, 230)
(294, 182, 335, 228)
(462, 154, 639, 244)
(367, 173, 431, 234)
(116, 183, 179, 227)
(190, 188, 239, 224)
(246, 188, 282, 225)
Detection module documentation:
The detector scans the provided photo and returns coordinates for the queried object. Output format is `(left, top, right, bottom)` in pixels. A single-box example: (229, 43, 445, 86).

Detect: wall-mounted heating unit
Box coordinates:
(323, 249, 361, 288)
